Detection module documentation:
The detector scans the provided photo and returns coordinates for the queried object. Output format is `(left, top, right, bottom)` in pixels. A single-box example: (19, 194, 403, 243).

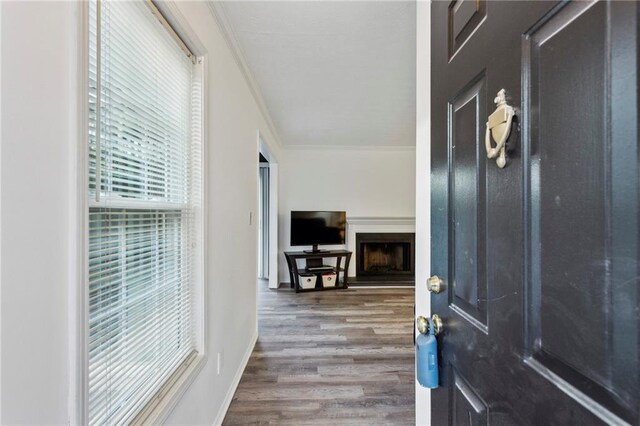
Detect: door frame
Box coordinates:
(415, 1, 432, 424)
(258, 131, 279, 290)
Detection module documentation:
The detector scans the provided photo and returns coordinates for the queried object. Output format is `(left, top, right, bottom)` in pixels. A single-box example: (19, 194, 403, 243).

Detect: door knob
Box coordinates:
(416, 314, 444, 336)
(427, 275, 445, 294)
(431, 314, 443, 336)
(416, 315, 429, 335)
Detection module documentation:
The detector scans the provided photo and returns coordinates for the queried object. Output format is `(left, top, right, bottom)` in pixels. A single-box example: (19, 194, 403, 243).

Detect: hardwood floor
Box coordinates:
(223, 285, 415, 425)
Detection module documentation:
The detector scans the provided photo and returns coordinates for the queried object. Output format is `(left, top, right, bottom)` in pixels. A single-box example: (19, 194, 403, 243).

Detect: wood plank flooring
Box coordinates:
(222, 285, 415, 425)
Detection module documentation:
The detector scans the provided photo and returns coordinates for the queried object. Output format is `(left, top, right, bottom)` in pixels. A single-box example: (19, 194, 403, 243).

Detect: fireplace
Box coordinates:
(356, 232, 415, 278)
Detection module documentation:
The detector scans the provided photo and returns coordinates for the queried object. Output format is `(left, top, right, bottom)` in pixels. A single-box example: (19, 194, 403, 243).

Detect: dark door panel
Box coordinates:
(523, 1, 639, 422)
(448, 72, 488, 330)
(450, 368, 488, 426)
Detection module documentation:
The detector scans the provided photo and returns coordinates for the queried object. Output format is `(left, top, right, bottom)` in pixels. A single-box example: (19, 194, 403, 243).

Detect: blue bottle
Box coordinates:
(416, 318, 439, 389)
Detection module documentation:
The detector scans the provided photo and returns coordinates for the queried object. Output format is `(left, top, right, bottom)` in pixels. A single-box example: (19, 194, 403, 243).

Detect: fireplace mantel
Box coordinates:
(346, 217, 415, 277)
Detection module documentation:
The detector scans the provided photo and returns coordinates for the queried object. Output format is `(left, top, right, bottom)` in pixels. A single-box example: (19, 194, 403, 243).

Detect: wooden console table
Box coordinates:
(284, 250, 352, 293)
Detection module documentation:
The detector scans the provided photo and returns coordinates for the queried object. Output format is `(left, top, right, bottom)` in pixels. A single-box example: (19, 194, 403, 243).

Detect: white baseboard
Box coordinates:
(352, 286, 415, 289)
(212, 331, 258, 426)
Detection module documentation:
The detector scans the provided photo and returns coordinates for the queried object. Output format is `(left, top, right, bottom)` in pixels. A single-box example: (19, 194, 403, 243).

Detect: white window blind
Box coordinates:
(87, 1, 200, 424)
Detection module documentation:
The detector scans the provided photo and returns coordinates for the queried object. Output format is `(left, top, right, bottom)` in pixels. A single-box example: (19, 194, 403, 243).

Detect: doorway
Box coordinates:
(258, 134, 279, 290)
(258, 153, 269, 281)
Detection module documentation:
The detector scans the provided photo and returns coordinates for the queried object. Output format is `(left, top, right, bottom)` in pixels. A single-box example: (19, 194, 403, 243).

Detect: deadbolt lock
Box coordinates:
(427, 275, 445, 294)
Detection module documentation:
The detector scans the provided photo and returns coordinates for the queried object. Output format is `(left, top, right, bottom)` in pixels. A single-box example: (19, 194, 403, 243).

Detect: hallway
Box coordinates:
(223, 286, 415, 425)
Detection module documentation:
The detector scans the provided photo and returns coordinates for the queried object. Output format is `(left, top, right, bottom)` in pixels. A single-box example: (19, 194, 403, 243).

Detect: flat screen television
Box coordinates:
(290, 210, 346, 253)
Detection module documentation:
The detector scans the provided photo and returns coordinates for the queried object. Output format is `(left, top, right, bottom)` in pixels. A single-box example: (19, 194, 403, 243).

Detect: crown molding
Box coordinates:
(206, 2, 284, 150)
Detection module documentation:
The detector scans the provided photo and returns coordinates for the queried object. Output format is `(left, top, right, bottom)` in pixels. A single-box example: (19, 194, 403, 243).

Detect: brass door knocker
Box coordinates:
(485, 89, 515, 168)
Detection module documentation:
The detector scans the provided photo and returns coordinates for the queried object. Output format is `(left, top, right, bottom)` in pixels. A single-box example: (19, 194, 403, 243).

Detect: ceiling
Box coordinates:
(218, 1, 416, 148)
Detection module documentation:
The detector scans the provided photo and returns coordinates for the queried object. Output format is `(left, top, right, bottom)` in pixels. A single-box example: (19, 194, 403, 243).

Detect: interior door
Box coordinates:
(430, 1, 639, 424)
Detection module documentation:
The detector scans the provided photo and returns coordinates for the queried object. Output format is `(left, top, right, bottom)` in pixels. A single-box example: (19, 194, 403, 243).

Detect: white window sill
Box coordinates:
(131, 352, 207, 425)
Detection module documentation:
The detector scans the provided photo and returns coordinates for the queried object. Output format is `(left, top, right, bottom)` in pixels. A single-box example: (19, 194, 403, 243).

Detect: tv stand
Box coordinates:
(284, 250, 352, 293)
(302, 244, 327, 254)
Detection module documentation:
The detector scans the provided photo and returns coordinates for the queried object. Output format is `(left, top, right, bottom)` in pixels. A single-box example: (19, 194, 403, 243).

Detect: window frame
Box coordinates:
(71, 2, 208, 423)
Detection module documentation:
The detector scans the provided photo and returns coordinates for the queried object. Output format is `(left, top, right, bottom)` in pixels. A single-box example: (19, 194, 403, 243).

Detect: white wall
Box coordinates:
(1, 1, 282, 424)
(415, 1, 431, 425)
(1, 2, 4, 421)
(1, 2, 75, 423)
(278, 147, 416, 284)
